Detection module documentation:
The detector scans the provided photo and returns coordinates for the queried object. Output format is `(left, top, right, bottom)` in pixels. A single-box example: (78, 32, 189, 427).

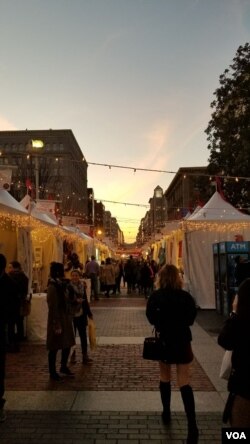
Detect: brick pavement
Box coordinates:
(6, 344, 214, 391)
(0, 411, 222, 444)
(0, 293, 225, 443)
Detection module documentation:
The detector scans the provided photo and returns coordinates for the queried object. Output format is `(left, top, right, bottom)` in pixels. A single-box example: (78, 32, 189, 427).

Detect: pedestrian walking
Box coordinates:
(118, 260, 125, 291)
(103, 257, 115, 297)
(218, 278, 250, 427)
(64, 252, 83, 279)
(140, 260, 152, 298)
(0, 254, 18, 422)
(124, 255, 136, 294)
(85, 255, 100, 300)
(8, 261, 29, 342)
(46, 262, 75, 381)
(67, 270, 93, 365)
(146, 264, 198, 444)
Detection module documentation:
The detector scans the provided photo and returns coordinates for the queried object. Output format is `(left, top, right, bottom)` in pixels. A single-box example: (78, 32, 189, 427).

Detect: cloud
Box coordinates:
(0, 115, 17, 131)
(142, 121, 171, 169)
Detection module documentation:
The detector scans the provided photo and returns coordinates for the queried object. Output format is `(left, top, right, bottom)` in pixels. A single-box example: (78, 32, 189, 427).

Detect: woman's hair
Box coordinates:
(237, 278, 250, 321)
(9, 260, 21, 269)
(71, 269, 80, 276)
(156, 264, 182, 290)
(50, 262, 64, 279)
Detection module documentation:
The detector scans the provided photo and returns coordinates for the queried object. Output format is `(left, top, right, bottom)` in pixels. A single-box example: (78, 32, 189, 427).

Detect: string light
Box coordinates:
(96, 199, 149, 208)
(86, 161, 250, 182)
(3, 150, 250, 245)
(182, 220, 250, 233)
(39, 156, 250, 182)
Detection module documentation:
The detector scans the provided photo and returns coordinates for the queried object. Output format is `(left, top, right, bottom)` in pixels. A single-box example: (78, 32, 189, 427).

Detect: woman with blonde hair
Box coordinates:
(146, 264, 198, 444)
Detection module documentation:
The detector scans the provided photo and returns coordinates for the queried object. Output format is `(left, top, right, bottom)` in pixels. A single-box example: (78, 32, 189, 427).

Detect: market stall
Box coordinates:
(182, 191, 250, 308)
(0, 189, 32, 283)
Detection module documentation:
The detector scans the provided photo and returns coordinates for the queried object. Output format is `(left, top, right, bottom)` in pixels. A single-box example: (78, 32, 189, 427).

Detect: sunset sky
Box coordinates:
(0, 0, 249, 242)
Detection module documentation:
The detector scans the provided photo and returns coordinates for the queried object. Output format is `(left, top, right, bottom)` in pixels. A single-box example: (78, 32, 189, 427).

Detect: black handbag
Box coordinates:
(143, 331, 163, 361)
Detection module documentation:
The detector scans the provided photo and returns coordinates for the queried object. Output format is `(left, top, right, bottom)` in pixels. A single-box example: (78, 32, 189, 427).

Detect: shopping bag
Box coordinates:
(88, 318, 97, 350)
(219, 350, 232, 380)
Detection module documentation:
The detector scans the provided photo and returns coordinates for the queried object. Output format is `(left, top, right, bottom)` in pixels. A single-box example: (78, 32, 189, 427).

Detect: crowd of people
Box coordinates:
(1, 250, 250, 440)
(64, 252, 159, 300)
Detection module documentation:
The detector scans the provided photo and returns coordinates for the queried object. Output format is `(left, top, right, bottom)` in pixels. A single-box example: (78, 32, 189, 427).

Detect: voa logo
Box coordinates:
(226, 431, 247, 439)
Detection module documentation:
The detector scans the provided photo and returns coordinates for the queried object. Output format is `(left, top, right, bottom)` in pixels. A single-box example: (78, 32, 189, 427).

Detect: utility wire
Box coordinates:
(96, 199, 149, 208)
(87, 161, 250, 181)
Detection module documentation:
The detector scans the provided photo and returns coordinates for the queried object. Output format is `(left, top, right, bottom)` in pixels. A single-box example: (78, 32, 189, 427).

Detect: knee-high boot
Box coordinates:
(159, 381, 171, 424)
(180, 385, 199, 444)
(48, 350, 57, 377)
(60, 347, 70, 370)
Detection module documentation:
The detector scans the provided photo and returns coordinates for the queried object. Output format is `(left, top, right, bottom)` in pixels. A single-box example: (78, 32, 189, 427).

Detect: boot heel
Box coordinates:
(187, 426, 199, 444)
(159, 381, 171, 425)
(161, 411, 171, 425)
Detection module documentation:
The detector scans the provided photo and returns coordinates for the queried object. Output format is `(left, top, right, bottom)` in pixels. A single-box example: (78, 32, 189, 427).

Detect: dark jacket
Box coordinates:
(218, 316, 250, 399)
(8, 270, 28, 300)
(0, 272, 18, 351)
(46, 279, 75, 351)
(146, 287, 197, 363)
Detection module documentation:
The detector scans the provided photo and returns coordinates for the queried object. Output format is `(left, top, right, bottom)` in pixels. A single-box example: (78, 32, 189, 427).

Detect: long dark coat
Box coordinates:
(146, 287, 197, 363)
(46, 279, 75, 351)
(218, 316, 250, 399)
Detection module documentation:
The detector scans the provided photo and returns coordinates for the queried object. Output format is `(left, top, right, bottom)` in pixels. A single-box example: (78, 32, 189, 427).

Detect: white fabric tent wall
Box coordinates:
(182, 228, 250, 308)
(19, 201, 62, 291)
(0, 190, 32, 288)
(182, 192, 250, 308)
(0, 226, 18, 263)
(31, 228, 64, 291)
(17, 227, 33, 292)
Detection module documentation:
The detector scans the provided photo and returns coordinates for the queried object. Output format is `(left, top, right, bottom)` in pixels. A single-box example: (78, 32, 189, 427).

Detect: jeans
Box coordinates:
(73, 316, 87, 355)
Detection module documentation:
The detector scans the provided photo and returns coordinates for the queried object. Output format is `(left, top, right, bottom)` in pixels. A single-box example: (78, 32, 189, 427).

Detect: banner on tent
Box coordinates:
(35, 200, 56, 214)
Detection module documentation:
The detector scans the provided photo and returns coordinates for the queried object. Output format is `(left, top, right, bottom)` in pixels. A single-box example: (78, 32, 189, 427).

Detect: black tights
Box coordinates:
(48, 347, 70, 376)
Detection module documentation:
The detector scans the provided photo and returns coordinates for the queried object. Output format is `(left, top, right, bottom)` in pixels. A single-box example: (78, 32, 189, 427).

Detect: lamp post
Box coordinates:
(27, 139, 44, 201)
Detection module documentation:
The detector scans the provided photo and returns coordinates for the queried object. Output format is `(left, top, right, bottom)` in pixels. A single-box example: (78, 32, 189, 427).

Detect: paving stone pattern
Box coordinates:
(1, 294, 225, 443)
(92, 307, 151, 337)
(0, 411, 222, 444)
(6, 344, 214, 391)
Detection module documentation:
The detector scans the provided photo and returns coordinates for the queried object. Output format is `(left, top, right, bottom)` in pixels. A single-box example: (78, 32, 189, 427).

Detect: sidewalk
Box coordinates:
(0, 291, 226, 443)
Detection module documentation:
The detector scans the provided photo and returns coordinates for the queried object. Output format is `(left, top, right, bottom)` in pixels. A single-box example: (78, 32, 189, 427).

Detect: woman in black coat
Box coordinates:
(146, 264, 198, 444)
(218, 278, 250, 427)
(46, 262, 75, 381)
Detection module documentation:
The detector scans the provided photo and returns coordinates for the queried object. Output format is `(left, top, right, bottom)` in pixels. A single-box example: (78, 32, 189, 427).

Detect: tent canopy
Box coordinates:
(0, 189, 28, 215)
(182, 192, 250, 309)
(188, 191, 250, 221)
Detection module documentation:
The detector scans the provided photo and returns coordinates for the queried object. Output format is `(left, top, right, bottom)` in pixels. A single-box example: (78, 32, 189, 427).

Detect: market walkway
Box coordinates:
(0, 291, 227, 443)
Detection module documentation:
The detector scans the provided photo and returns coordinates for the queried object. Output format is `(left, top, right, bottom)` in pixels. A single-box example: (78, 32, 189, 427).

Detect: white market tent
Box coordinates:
(18, 195, 64, 290)
(0, 189, 32, 283)
(0, 189, 28, 215)
(181, 191, 250, 308)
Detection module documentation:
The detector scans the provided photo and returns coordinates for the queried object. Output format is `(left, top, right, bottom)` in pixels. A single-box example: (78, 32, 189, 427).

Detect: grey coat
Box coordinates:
(46, 279, 75, 351)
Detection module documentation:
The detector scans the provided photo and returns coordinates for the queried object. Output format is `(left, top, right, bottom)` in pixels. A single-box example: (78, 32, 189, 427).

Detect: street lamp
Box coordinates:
(27, 139, 44, 201)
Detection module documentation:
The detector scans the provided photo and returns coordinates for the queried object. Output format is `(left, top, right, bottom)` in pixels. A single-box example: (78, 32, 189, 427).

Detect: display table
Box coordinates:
(26, 293, 47, 342)
(26, 279, 92, 342)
